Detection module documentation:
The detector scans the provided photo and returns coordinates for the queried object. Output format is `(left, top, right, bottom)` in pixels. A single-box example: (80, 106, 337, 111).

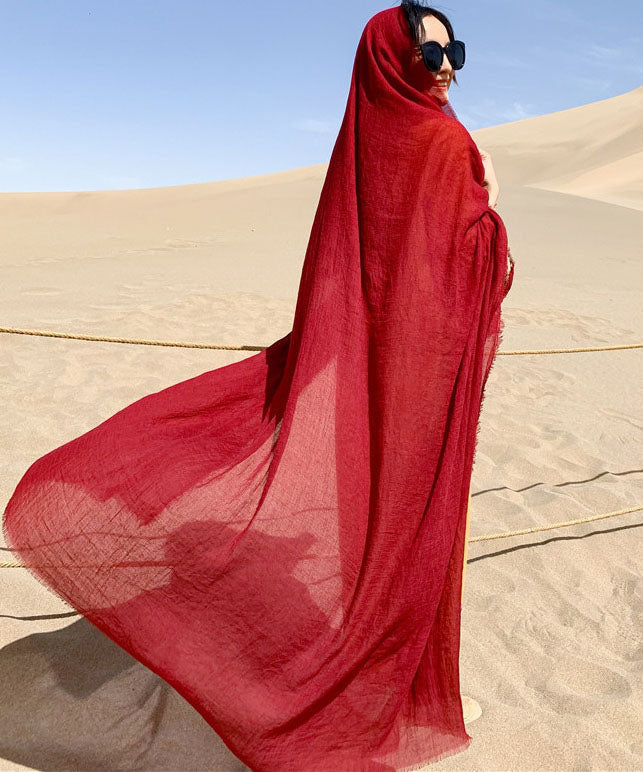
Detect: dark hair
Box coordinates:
(400, 1, 459, 86)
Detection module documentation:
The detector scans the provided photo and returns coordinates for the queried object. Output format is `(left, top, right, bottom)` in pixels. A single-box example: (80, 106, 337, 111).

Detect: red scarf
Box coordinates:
(4, 6, 514, 770)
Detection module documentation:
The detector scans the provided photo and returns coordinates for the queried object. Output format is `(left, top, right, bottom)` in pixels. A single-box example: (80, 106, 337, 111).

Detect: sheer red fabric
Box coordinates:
(3, 7, 514, 771)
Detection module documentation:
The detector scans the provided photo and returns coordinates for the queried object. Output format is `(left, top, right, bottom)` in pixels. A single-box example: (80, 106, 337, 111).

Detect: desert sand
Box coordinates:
(1, 86, 642, 770)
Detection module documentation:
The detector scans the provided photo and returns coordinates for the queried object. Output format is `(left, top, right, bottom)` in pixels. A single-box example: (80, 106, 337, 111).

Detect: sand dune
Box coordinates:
(472, 85, 643, 210)
(1, 87, 641, 771)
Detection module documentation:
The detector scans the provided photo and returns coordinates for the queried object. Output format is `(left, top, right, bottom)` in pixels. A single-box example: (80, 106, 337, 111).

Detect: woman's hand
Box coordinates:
(505, 245, 515, 285)
(477, 148, 499, 209)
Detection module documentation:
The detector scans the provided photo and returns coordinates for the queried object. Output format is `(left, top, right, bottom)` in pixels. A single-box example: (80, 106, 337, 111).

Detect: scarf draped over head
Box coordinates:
(3, 6, 513, 771)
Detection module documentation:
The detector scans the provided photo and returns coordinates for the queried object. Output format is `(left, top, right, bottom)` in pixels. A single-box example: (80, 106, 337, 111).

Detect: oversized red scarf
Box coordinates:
(3, 6, 514, 770)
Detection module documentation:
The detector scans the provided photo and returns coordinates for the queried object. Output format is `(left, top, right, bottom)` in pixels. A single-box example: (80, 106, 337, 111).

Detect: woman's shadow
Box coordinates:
(0, 516, 335, 772)
(0, 615, 251, 771)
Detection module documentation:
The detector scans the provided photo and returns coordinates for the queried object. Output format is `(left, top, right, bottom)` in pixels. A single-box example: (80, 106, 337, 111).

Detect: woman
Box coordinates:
(3, 2, 514, 769)
(406, 1, 510, 730)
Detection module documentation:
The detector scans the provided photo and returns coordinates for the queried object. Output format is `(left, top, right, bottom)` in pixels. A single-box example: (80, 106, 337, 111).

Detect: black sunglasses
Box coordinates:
(420, 40, 466, 72)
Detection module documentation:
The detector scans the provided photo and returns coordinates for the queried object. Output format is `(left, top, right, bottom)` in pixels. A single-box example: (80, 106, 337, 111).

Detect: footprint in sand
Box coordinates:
(537, 653, 630, 715)
(469, 567, 516, 612)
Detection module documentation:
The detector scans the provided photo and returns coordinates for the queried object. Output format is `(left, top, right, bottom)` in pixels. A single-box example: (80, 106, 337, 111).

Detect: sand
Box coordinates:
(1, 86, 642, 771)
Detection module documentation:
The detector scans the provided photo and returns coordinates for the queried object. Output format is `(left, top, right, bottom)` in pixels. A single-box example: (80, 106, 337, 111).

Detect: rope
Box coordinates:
(0, 326, 264, 351)
(2, 504, 640, 567)
(1, 324, 640, 567)
(1, 326, 642, 355)
(467, 503, 642, 542)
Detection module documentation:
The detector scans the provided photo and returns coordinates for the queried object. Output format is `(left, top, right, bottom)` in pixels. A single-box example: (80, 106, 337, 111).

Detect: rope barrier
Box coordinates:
(2, 504, 640, 567)
(1, 325, 642, 355)
(467, 503, 642, 542)
(1, 323, 640, 568)
(0, 326, 264, 351)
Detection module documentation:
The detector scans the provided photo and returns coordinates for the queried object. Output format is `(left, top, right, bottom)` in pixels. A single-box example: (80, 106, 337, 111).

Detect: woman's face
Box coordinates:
(412, 15, 454, 100)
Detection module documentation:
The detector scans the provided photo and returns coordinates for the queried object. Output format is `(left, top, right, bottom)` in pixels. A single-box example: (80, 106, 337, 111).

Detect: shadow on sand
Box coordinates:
(0, 618, 250, 771)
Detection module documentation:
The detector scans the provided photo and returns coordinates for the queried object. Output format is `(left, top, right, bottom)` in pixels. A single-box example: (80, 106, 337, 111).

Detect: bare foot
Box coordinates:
(461, 695, 482, 724)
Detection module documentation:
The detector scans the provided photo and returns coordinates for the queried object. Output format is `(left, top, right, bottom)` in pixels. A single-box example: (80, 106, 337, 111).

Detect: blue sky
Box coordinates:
(1, 0, 641, 192)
